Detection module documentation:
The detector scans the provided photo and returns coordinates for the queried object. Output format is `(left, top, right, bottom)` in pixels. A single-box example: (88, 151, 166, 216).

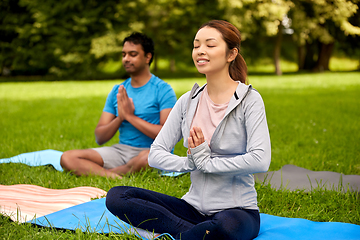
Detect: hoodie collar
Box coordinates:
(187, 82, 252, 128)
(190, 82, 252, 103)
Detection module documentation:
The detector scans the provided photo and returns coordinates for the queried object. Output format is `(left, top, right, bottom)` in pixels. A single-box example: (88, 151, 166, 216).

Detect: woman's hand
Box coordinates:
(188, 126, 205, 149)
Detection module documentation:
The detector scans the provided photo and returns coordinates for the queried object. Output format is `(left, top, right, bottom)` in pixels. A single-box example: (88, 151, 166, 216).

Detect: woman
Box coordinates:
(106, 20, 271, 240)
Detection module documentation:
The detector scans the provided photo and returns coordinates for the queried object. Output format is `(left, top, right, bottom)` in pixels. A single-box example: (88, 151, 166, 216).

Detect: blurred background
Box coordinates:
(1, 0, 359, 80)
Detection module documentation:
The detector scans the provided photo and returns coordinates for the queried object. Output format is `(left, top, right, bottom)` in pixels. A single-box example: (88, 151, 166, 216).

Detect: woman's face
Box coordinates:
(192, 26, 231, 76)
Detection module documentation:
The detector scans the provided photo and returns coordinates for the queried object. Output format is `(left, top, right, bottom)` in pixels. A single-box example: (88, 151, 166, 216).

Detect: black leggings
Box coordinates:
(106, 186, 260, 240)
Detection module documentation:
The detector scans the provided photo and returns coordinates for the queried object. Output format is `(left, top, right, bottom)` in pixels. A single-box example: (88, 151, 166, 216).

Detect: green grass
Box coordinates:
(0, 72, 359, 239)
(329, 57, 360, 72)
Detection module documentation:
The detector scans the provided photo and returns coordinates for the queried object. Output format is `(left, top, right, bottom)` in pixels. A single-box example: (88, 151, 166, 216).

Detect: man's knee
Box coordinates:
(126, 150, 149, 170)
(138, 150, 150, 167)
(139, 149, 150, 159)
(60, 150, 73, 169)
(60, 149, 104, 170)
(60, 150, 84, 171)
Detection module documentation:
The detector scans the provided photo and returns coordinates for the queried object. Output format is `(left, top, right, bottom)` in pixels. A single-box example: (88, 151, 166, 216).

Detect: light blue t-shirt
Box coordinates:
(103, 74, 177, 148)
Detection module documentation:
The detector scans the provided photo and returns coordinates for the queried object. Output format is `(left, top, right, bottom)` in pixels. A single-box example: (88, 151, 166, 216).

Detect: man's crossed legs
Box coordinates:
(60, 144, 149, 179)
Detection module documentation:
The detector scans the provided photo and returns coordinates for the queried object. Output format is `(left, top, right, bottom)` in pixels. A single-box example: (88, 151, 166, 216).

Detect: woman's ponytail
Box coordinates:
(230, 53, 248, 84)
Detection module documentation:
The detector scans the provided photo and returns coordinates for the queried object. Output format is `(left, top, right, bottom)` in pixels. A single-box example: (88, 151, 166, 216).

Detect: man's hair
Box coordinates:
(123, 32, 154, 66)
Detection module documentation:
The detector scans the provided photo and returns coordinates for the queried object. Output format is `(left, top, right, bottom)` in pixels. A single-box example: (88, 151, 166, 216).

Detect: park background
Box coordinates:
(1, 0, 360, 79)
(0, 0, 360, 239)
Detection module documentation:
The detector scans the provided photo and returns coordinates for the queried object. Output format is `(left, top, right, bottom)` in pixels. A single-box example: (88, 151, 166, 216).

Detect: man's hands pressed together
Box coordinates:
(117, 85, 135, 122)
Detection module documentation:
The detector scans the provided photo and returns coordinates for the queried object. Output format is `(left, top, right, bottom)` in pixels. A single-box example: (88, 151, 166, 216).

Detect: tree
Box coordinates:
(333, 2, 360, 70)
(0, 0, 54, 76)
(2, 0, 359, 78)
(220, 0, 360, 74)
(141, 0, 224, 73)
(21, 0, 135, 78)
(220, 0, 294, 75)
(1, 0, 143, 78)
(290, 0, 360, 72)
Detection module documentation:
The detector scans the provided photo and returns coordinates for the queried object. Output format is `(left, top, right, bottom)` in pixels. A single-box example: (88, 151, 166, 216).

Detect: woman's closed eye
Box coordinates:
(193, 45, 215, 49)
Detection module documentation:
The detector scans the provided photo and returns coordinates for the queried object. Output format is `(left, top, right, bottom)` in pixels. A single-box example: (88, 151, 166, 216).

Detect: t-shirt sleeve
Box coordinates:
(103, 85, 119, 115)
(158, 83, 177, 111)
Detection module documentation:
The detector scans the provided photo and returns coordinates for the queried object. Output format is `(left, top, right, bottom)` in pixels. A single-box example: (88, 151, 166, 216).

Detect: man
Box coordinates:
(60, 32, 177, 179)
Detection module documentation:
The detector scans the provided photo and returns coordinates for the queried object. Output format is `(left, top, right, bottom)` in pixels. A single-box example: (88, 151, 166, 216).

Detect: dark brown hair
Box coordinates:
(199, 20, 248, 84)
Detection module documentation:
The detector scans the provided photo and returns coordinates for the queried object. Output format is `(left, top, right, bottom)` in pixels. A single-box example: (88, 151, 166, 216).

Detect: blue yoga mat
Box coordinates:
(0, 150, 184, 177)
(28, 198, 360, 240)
(28, 198, 171, 240)
(0, 149, 63, 171)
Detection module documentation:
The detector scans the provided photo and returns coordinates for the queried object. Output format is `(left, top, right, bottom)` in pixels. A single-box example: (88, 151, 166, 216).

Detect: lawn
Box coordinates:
(0, 71, 359, 239)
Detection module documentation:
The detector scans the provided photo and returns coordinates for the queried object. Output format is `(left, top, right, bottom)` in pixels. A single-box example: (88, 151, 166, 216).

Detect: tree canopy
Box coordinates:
(1, 0, 359, 78)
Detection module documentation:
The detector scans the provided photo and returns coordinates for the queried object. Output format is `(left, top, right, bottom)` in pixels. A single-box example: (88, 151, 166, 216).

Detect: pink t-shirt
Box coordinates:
(191, 86, 229, 144)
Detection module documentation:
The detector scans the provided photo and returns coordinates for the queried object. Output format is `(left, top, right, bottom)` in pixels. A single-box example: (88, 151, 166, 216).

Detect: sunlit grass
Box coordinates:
(0, 72, 359, 239)
(330, 57, 359, 71)
(247, 59, 299, 73)
(1, 72, 360, 174)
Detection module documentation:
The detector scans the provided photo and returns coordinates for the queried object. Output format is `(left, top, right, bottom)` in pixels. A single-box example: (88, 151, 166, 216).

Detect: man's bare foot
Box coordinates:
(103, 170, 123, 179)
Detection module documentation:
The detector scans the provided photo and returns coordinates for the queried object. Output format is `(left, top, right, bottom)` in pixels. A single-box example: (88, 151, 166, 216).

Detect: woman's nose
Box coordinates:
(197, 46, 205, 55)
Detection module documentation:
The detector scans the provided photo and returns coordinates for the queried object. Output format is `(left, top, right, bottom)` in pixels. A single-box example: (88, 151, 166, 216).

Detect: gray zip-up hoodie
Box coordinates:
(149, 82, 271, 215)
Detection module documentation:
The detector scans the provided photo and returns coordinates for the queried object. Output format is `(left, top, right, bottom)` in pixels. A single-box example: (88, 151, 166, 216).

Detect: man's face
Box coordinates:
(122, 41, 151, 74)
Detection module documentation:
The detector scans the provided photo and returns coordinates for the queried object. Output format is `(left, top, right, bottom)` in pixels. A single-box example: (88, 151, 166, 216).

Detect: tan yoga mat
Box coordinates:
(0, 184, 107, 222)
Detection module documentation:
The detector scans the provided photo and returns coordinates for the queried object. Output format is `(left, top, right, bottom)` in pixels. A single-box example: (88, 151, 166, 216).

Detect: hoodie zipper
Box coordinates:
(188, 83, 251, 214)
(200, 171, 208, 213)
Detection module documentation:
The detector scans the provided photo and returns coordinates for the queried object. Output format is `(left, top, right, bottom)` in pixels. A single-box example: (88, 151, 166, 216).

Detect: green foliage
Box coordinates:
(0, 0, 141, 78)
(287, 1, 360, 71)
(0, 0, 53, 75)
(220, 0, 294, 39)
(1, 0, 359, 78)
(335, 3, 360, 64)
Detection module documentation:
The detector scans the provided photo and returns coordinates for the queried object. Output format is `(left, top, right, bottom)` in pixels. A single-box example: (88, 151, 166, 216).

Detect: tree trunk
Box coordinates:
(153, 55, 158, 73)
(273, 22, 283, 75)
(303, 41, 318, 70)
(170, 59, 176, 72)
(1, 67, 11, 76)
(297, 45, 306, 71)
(313, 42, 334, 72)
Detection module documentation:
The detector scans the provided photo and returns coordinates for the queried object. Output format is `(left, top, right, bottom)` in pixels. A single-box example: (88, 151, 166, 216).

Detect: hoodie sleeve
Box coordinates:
(189, 90, 271, 175)
(149, 93, 196, 172)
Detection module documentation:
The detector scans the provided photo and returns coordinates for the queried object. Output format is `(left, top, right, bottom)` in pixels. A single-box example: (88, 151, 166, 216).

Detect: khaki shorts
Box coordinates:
(92, 144, 149, 169)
